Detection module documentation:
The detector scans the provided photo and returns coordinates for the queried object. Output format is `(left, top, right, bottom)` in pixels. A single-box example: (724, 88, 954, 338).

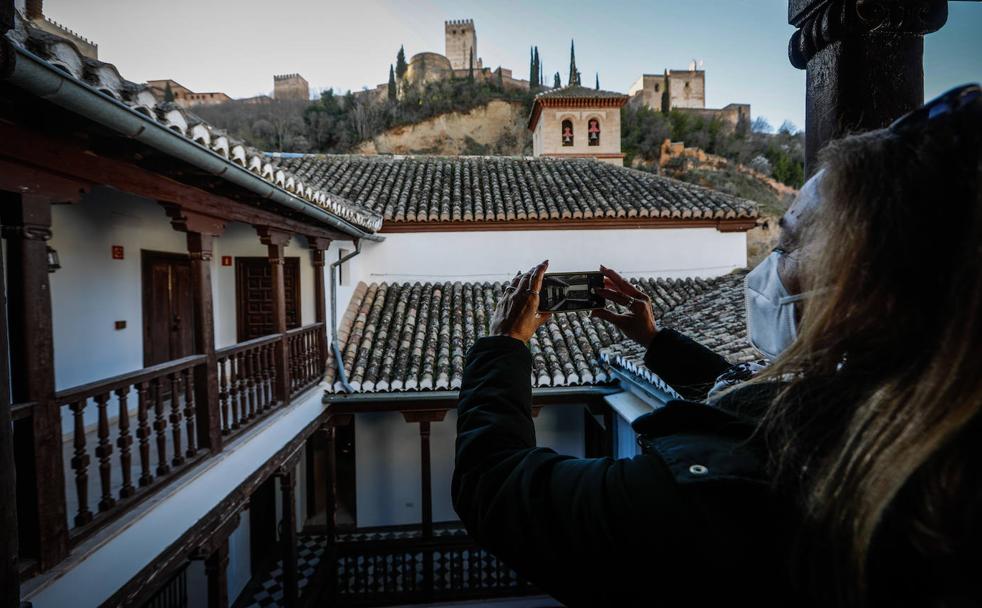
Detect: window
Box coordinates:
(654, 83, 660, 92)
(561, 119, 574, 147)
(588, 118, 600, 146)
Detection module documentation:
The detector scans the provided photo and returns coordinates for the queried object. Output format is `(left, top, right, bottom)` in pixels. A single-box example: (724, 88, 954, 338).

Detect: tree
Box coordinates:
(387, 64, 397, 101)
(529, 46, 535, 86)
(534, 47, 541, 88)
(468, 48, 475, 82)
(396, 45, 407, 80)
(163, 81, 174, 102)
(751, 116, 773, 133)
(660, 70, 670, 114)
(497, 68, 504, 90)
(595, 72, 600, 90)
(567, 39, 578, 86)
(778, 120, 798, 135)
(553, 72, 561, 89)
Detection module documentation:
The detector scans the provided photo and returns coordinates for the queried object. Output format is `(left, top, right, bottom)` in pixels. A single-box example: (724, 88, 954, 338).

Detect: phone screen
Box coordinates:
(538, 272, 606, 312)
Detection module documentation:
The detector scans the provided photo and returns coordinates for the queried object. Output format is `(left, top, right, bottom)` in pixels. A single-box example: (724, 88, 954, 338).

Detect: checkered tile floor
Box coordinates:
(238, 534, 328, 608)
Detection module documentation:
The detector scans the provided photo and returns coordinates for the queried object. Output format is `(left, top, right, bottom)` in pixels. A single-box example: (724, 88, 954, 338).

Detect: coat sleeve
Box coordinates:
(451, 335, 702, 606)
(643, 328, 732, 401)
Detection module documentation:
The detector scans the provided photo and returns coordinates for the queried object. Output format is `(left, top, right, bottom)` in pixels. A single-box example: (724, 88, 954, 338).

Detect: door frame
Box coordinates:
(234, 256, 302, 343)
(141, 249, 195, 367)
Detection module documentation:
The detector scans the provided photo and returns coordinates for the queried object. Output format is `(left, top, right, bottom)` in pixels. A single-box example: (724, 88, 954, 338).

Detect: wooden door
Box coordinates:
(235, 257, 301, 342)
(142, 251, 196, 366)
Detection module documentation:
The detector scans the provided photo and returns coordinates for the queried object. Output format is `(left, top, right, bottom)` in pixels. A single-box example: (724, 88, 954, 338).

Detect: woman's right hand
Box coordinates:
(591, 265, 659, 347)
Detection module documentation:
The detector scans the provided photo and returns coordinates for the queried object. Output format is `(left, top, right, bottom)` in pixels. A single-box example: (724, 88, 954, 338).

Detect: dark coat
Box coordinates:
(451, 329, 797, 607)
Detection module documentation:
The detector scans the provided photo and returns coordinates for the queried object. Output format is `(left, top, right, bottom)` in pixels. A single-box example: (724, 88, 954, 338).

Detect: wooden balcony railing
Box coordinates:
(288, 322, 326, 399)
(217, 334, 280, 438)
(54, 355, 208, 538)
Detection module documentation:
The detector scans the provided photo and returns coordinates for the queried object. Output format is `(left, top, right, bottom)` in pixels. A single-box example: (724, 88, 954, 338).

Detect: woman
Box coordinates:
(451, 84, 981, 607)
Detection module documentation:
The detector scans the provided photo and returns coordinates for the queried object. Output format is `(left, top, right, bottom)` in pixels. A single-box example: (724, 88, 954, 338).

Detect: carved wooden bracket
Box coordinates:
(787, 0, 947, 68)
(307, 236, 333, 251)
(163, 204, 227, 236)
(256, 225, 292, 248)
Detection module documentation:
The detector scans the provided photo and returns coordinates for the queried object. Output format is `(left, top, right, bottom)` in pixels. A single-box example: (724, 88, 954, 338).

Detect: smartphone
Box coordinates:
(538, 272, 606, 312)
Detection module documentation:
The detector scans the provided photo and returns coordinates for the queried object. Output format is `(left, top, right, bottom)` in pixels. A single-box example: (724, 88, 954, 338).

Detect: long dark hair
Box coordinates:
(746, 102, 982, 606)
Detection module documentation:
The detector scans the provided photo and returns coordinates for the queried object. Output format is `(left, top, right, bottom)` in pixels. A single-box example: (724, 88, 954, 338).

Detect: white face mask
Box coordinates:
(744, 250, 808, 360)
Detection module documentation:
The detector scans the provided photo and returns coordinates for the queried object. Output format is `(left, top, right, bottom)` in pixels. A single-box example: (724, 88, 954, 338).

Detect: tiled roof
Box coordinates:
(600, 271, 758, 388)
(273, 155, 758, 224)
(533, 85, 629, 101)
(327, 271, 753, 394)
(5, 15, 382, 233)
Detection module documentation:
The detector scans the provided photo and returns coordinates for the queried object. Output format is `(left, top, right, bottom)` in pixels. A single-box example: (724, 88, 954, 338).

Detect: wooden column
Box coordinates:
(277, 463, 299, 608)
(321, 420, 343, 602)
(167, 206, 226, 452)
(788, 0, 948, 175)
(308, 237, 331, 375)
(257, 227, 292, 405)
(204, 540, 230, 608)
(0, 221, 19, 608)
(0, 193, 69, 570)
(403, 410, 447, 599)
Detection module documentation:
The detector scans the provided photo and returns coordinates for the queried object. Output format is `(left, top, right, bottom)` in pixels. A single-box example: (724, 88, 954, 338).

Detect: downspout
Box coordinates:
(329, 240, 361, 393)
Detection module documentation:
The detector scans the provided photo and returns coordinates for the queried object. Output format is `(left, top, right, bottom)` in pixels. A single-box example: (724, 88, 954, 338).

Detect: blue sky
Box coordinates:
(43, 0, 982, 129)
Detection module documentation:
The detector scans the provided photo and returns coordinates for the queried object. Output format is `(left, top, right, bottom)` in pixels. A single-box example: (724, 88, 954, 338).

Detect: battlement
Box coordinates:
(444, 19, 474, 28)
(273, 73, 310, 101)
(274, 73, 306, 82)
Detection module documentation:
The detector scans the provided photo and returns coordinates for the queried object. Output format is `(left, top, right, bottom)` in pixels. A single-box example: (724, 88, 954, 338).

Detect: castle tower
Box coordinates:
(445, 19, 478, 71)
(273, 73, 310, 101)
(528, 85, 629, 166)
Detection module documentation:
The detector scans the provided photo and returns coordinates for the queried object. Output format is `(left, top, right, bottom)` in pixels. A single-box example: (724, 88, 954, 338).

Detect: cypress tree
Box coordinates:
(387, 64, 397, 101)
(661, 69, 671, 114)
(396, 45, 407, 79)
(553, 72, 561, 89)
(595, 72, 600, 90)
(533, 47, 541, 88)
(529, 46, 535, 84)
(567, 39, 578, 86)
(468, 48, 475, 82)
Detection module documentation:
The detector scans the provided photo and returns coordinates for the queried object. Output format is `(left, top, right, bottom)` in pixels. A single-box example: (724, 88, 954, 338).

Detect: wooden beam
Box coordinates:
(0, 216, 20, 608)
(0, 193, 69, 571)
(310, 244, 328, 381)
(276, 465, 299, 608)
(258, 227, 292, 406)
(0, 123, 348, 242)
(320, 425, 339, 601)
(204, 540, 230, 608)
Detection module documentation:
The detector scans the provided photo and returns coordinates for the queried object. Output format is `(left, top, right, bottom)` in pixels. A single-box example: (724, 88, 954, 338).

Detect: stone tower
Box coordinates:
(445, 19, 477, 71)
(273, 73, 310, 101)
(528, 86, 630, 166)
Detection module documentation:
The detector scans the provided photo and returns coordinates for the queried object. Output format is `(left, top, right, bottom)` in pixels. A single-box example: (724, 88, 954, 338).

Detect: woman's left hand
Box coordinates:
(490, 260, 553, 343)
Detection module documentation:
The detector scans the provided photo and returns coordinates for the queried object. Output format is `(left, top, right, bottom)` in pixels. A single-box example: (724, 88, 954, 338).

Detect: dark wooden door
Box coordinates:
(142, 251, 195, 367)
(235, 257, 301, 342)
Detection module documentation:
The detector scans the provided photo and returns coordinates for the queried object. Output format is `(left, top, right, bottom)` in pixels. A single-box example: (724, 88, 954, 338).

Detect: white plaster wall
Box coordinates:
(355, 405, 584, 528)
(228, 509, 252, 604)
(343, 228, 745, 287)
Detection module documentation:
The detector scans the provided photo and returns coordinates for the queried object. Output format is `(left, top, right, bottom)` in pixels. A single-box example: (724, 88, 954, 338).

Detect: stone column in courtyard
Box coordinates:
(788, 0, 948, 175)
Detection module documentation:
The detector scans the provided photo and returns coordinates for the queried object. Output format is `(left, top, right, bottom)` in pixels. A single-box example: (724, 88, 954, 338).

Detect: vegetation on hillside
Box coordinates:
(195, 76, 536, 154)
(621, 105, 805, 188)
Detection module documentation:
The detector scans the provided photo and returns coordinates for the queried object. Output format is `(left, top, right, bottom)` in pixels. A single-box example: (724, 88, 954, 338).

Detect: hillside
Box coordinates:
(354, 100, 530, 155)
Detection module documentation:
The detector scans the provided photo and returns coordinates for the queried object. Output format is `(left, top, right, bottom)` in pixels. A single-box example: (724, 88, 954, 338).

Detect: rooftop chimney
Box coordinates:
(25, 0, 43, 20)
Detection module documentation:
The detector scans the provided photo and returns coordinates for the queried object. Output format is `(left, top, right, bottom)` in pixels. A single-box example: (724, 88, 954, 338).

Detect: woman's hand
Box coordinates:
(490, 260, 553, 343)
(592, 265, 659, 347)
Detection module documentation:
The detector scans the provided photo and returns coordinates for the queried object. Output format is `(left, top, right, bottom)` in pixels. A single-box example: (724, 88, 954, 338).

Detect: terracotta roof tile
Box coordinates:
(327, 271, 755, 394)
(273, 155, 757, 225)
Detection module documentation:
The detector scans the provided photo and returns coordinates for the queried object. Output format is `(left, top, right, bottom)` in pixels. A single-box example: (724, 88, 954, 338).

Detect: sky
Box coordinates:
(39, 0, 982, 130)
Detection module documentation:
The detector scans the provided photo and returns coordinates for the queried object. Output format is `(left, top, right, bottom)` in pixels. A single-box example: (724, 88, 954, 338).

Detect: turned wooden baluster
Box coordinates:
(249, 348, 260, 416)
(183, 368, 197, 457)
(168, 372, 185, 467)
(153, 378, 171, 476)
(115, 387, 135, 499)
(94, 392, 116, 512)
(136, 381, 153, 487)
(243, 351, 254, 420)
(69, 400, 93, 526)
(234, 353, 246, 422)
(218, 356, 230, 433)
(263, 344, 274, 408)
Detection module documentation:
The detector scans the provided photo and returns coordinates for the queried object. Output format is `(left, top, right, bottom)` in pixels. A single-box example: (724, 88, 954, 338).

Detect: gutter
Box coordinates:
(329, 240, 362, 393)
(324, 385, 621, 404)
(0, 38, 383, 242)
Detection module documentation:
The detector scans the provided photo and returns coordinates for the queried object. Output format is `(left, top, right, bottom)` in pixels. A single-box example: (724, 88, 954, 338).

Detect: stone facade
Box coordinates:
(405, 52, 454, 86)
(628, 69, 750, 133)
(445, 19, 480, 71)
(274, 73, 310, 101)
(24, 0, 98, 59)
(146, 79, 232, 108)
(529, 87, 630, 166)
